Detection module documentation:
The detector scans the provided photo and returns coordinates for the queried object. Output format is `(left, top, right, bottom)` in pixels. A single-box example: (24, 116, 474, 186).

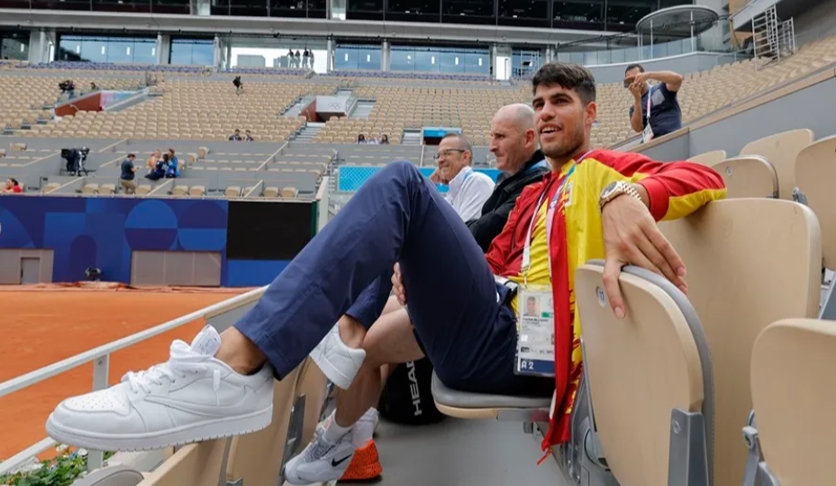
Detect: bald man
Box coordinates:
(283, 104, 553, 483)
(468, 103, 550, 252)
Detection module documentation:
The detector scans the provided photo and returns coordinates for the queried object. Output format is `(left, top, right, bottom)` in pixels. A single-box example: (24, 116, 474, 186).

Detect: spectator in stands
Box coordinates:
(229, 129, 243, 141)
(147, 150, 161, 171)
(303, 49, 311, 69)
(357, 134, 367, 144)
(2, 178, 22, 193)
(145, 153, 168, 181)
(294, 51, 302, 67)
(233, 76, 243, 96)
(46, 64, 726, 484)
(120, 154, 137, 195)
(467, 103, 549, 252)
(90, 82, 99, 92)
(379, 134, 390, 145)
(625, 64, 683, 141)
(429, 133, 495, 222)
(245, 130, 254, 142)
(165, 149, 180, 178)
(287, 49, 295, 67)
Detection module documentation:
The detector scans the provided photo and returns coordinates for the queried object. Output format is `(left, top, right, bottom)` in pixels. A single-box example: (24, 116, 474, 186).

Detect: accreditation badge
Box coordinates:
(515, 285, 556, 377)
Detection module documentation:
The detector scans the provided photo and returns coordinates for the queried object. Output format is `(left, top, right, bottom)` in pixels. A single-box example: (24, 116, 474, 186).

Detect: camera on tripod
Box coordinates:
(61, 147, 90, 176)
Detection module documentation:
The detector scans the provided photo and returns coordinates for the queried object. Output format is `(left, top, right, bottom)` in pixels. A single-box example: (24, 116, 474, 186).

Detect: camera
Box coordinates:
(61, 147, 90, 176)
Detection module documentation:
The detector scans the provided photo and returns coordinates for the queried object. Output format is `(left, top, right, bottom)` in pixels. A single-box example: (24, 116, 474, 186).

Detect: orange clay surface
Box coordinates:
(0, 285, 250, 460)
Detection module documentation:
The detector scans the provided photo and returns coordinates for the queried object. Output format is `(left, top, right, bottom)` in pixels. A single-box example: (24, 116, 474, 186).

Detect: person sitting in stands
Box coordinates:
(245, 130, 254, 142)
(379, 134, 390, 145)
(429, 133, 495, 222)
(147, 150, 161, 171)
(357, 134, 367, 144)
(45, 64, 726, 486)
(2, 178, 22, 193)
(165, 149, 180, 178)
(229, 129, 243, 141)
(145, 153, 168, 181)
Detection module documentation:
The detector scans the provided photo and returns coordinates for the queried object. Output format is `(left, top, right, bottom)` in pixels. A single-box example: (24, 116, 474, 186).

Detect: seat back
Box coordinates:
(795, 134, 836, 268)
(294, 359, 329, 446)
(660, 199, 821, 486)
(688, 150, 727, 166)
(707, 156, 778, 199)
(225, 367, 301, 486)
(751, 319, 836, 486)
(137, 438, 230, 486)
(739, 128, 814, 200)
(575, 263, 709, 486)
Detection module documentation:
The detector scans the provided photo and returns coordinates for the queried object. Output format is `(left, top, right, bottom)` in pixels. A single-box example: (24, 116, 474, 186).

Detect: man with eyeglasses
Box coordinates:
(429, 133, 495, 222)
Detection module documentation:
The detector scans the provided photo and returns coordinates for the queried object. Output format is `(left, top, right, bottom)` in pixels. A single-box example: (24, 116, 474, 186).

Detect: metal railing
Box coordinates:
(0, 286, 268, 476)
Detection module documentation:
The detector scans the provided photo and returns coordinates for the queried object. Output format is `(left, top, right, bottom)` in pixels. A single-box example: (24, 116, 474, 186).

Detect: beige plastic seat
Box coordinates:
(135, 439, 231, 486)
(82, 183, 99, 195)
(739, 128, 814, 200)
(225, 366, 302, 486)
(172, 185, 189, 197)
(198, 146, 209, 158)
(575, 263, 710, 486)
(281, 187, 298, 198)
(707, 156, 779, 199)
(189, 186, 206, 197)
(687, 150, 727, 166)
(136, 184, 153, 196)
(225, 186, 241, 197)
(99, 184, 116, 195)
(42, 183, 60, 194)
(660, 198, 821, 486)
(293, 359, 328, 447)
(750, 319, 836, 486)
(263, 186, 279, 198)
(795, 134, 836, 268)
(10, 142, 26, 151)
(187, 153, 198, 164)
(0, 148, 5, 158)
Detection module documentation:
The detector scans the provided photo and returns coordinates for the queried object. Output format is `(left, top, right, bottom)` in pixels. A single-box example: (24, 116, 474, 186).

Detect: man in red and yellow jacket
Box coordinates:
(46, 63, 725, 483)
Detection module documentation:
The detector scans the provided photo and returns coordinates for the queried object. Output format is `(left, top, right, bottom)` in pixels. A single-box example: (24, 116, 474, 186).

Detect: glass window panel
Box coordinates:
(439, 51, 464, 73)
(387, 0, 440, 23)
(610, 48, 625, 64)
(105, 40, 133, 63)
(442, 0, 494, 25)
(92, 0, 151, 13)
(552, 0, 603, 30)
(171, 39, 214, 66)
(133, 40, 157, 64)
(390, 48, 415, 71)
(464, 52, 488, 74)
(498, 0, 548, 28)
(347, 0, 383, 20)
(0, 34, 29, 61)
(229, 0, 267, 16)
(211, 0, 230, 15)
(660, 0, 692, 7)
(606, 0, 653, 31)
(32, 0, 90, 11)
(512, 50, 541, 78)
(152, 0, 189, 13)
(81, 39, 108, 62)
(414, 50, 437, 72)
(271, 0, 306, 17)
(307, 0, 327, 17)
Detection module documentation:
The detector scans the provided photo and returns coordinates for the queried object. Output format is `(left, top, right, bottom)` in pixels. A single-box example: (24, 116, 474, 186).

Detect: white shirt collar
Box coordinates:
(447, 166, 472, 196)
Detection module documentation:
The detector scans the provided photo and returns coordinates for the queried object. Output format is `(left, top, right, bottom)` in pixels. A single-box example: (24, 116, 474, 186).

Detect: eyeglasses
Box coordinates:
(433, 149, 466, 161)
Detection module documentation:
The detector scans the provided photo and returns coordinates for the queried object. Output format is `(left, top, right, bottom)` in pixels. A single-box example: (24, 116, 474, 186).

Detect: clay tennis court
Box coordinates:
(0, 284, 251, 460)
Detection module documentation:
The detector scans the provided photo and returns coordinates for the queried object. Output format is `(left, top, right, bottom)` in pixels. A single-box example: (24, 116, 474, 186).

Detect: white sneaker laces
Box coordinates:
(123, 340, 221, 401)
(304, 430, 336, 461)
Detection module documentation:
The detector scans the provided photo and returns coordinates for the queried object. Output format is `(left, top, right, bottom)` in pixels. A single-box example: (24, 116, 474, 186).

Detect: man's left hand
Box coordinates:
(601, 187, 687, 319)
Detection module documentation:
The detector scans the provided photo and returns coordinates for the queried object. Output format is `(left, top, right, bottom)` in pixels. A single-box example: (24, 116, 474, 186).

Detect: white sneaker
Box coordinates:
(284, 427, 356, 485)
(46, 326, 275, 452)
(310, 325, 366, 390)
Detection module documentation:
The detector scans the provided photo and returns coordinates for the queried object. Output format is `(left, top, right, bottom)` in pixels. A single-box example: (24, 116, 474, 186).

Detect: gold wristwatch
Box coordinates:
(599, 180, 642, 211)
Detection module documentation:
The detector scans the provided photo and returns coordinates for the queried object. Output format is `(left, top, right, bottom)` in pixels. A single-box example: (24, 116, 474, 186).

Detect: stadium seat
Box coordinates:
(225, 186, 241, 197)
(748, 318, 836, 486)
(42, 182, 60, 194)
(135, 439, 231, 486)
(71, 465, 144, 486)
(263, 186, 279, 198)
(189, 186, 205, 197)
(293, 359, 329, 448)
(687, 150, 727, 166)
(794, 134, 836, 269)
(82, 183, 99, 195)
(225, 366, 302, 486)
(281, 187, 298, 198)
(660, 198, 821, 486)
(11, 142, 26, 151)
(172, 185, 189, 196)
(136, 184, 153, 196)
(706, 155, 779, 198)
(739, 128, 815, 200)
(100, 184, 116, 195)
(432, 374, 550, 421)
(575, 262, 712, 486)
(0, 148, 5, 158)
(198, 147, 209, 158)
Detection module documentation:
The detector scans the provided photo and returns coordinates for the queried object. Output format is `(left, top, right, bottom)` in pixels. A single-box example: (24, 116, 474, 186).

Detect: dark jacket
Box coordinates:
(465, 149, 549, 252)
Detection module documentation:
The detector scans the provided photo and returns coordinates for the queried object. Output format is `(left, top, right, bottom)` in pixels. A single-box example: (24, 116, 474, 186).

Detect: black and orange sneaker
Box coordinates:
(339, 440, 383, 482)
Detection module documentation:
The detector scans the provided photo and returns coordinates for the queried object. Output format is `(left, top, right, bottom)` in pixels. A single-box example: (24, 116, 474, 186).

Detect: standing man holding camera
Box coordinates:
(625, 64, 683, 143)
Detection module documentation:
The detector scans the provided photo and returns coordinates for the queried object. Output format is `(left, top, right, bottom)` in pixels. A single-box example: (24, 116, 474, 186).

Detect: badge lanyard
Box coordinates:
(646, 84, 653, 122)
(520, 151, 592, 287)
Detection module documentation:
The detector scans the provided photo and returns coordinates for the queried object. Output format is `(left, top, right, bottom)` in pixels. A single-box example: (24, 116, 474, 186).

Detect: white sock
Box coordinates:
(324, 410, 352, 443)
(351, 408, 378, 447)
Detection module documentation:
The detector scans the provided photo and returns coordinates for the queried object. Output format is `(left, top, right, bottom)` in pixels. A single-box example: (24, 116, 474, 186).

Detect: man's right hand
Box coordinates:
(392, 263, 407, 306)
(628, 80, 644, 99)
(429, 169, 447, 185)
